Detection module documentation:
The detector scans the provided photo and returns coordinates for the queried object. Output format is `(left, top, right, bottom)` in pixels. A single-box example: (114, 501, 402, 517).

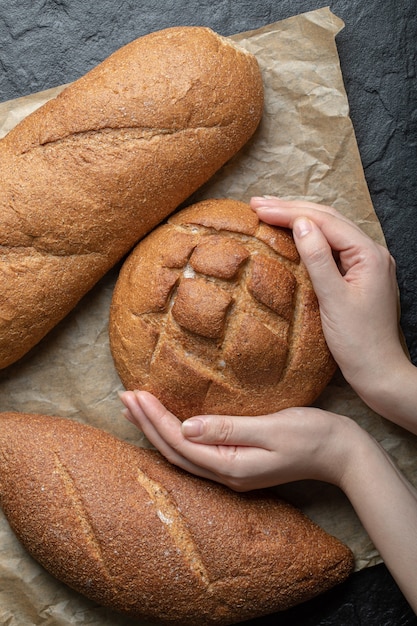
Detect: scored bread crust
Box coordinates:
(109, 198, 336, 419)
(0, 26, 263, 369)
(0, 411, 354, 624)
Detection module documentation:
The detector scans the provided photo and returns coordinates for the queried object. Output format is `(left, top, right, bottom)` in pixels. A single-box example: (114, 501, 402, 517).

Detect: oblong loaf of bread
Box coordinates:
(0, 412, 354, 625)
(109, 198, 336, 420)
(0, 26, 263, 369)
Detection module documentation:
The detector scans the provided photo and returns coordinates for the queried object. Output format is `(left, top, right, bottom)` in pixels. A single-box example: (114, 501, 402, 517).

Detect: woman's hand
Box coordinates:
(250, 197, 417, 427)
(120, 389, 352, 491)
(120, 389, 417, 611)
(251, 197, 402, 385)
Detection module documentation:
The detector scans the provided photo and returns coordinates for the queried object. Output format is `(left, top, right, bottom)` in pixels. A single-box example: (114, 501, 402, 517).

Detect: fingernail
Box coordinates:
(182, 418, 203, 437)
(293, 217, 312, 238)
(121, 408, 132, 422)
(253, 205, 276, 213)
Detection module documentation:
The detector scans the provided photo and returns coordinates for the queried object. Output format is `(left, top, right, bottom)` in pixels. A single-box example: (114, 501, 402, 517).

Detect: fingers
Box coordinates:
(250, 196, 358, 229)
(181, 414, 273, 449)
(250, 195, 387, 282)
(250, 196, 367, 245)
(119, 390, 282, 490)
(291, 217, 348, 303)
(120, 390, 246, 484)
(251, 196, 337, 215)
(122, 390, 270, 449)
(121, 390, 206, 474)
(251, 197, 350, 300)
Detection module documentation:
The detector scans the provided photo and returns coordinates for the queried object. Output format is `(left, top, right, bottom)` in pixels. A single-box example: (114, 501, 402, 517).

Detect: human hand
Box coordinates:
(250, 197, 406, 408)
(120, 391, 417, 611)
(120, 390, 353, 491)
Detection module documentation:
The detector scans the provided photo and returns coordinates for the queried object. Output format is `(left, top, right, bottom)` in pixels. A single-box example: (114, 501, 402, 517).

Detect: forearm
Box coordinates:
(339, 425, 417, 612)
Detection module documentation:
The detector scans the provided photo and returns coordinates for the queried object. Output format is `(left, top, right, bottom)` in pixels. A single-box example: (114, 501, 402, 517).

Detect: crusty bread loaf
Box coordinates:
(0, 27, 263, 370)
(109, 198, 336, 420)
(0, 411, 353, 624)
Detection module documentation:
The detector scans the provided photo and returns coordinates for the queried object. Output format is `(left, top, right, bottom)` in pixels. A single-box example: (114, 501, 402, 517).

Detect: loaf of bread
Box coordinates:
(0, 27, 263, 370)
(109, 198, 336, 420)
(0, 411, 354, 624)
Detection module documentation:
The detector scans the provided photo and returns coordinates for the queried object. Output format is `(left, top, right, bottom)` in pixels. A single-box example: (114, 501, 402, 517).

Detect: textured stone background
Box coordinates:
(1, 0, 416, 624)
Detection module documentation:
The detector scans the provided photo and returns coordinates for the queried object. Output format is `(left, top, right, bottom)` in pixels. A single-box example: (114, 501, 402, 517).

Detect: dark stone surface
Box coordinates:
(243, 563, 417, 625)
(0, 1, 416, 623)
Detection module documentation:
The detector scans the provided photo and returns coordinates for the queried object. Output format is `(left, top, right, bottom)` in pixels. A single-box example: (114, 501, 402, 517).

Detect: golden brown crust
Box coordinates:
(0, 411, 354, 624)
(109, 198, 336, 419)
(0, 27, 263, 369)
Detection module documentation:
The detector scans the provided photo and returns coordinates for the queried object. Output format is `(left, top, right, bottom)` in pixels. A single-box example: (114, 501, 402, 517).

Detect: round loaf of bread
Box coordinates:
(109, 199, 336, 419)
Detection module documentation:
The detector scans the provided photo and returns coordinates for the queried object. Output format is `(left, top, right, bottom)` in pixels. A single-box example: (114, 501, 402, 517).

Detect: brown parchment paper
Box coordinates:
(1, 8, 416, 624)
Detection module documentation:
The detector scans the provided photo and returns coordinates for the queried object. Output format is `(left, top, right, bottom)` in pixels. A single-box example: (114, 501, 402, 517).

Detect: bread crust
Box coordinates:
(109, 198, 336, 419)
(0, 411, 354, 624)
(0, 27, 263, 369)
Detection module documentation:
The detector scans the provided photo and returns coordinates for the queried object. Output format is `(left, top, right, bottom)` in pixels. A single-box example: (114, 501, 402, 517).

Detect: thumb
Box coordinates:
(292, 217, 343, 302)
(181, 415, 237, 444)
(182, 414, 270, 447)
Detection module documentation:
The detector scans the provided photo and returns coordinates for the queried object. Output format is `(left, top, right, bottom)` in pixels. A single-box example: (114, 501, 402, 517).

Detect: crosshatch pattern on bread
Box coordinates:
(109, 199, 336, 420)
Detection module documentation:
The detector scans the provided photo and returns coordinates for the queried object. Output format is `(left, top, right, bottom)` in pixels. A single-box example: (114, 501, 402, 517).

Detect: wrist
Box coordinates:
(313, 412, 363, 487)
(335, 420, 378, 493)
(350, 354, 417, 433)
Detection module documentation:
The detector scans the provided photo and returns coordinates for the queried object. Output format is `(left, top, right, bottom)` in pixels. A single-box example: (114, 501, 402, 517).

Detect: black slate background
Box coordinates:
(1, 1, 416, 624)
